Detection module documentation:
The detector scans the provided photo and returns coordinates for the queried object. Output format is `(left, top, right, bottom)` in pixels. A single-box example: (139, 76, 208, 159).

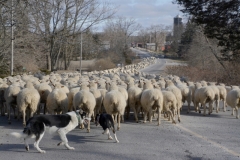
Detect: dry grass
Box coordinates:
(89, 58, 116, 71)
(166, 63, 240, 85)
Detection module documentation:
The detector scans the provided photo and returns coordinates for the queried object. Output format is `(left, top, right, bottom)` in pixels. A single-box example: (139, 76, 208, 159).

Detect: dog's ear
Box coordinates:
(79, 109, 83, 114)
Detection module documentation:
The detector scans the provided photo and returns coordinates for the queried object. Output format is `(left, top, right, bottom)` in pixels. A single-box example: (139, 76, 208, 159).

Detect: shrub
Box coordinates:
(89, 58, 116, 71)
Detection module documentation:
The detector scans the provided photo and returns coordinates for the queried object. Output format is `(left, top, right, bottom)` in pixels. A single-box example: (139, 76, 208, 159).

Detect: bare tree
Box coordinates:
(148, 24, 169, 52)
(103, 17, 141, 64)
(28, 0, 116, 71)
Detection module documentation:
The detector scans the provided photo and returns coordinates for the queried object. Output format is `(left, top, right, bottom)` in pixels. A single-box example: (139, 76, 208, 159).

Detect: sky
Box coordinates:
(106, 0, 185, 29)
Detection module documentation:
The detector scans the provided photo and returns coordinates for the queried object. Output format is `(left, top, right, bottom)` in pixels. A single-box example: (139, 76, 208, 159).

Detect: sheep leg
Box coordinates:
(167, 110, 176, 124)
(22, 110, 26, 127)
(132, 106, 139, 122)
(187, 101, 191, 114)
(114, 114, 117, 124)
(43, 103, 46, 114)
(7, 103, 11, 124)
(231, 108, 234, 116)
(222, 100, 226, 112)
(0, 102, 4, 116)
(209, 102, 213, 114)
(157, 107, 161, 126)
(148, 110, 152, 123)
(235, 107, 239, 119)
(177, 106, 181, 123)
(203, 103, 206, 116)
(215, 100, 219, 113)
(143, 112, 147, 123)
(121, 114, 124, 123)
(117, 114, 120, 130)
(125, 106, 130, 120)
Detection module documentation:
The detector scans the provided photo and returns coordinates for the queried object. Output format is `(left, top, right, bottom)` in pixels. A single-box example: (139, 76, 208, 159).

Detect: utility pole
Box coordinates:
(10, 0, 14, 76)
(79, 31, 82, 74)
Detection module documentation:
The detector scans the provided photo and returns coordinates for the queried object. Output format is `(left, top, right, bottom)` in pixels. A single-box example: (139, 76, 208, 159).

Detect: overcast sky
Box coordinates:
(104, 0, 185, 29)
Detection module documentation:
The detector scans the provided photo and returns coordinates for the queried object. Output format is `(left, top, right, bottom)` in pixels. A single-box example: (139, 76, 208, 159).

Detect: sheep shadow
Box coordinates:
(180, 104, 233, 119)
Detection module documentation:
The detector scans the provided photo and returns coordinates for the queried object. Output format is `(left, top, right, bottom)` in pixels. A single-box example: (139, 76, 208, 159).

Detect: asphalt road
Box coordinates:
(1, 105, 240, 160)
(0, 52, 240, 160)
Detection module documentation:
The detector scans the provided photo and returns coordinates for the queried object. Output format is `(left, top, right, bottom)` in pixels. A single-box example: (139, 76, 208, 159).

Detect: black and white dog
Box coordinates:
(11, 110, 90, 153)
(95, 113, 119, 143)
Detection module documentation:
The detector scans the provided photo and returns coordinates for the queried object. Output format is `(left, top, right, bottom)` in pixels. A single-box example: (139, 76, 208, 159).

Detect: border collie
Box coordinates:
(11, 110, 90, 153)
(95, 113, 119, 143)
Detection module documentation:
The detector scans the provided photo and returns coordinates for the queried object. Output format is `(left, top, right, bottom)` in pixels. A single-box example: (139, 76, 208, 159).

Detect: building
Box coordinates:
(173, 15, 184, 42)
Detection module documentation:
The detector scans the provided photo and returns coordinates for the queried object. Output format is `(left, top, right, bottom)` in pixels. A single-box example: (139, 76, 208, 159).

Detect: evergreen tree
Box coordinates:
(174, 0, 240, 61)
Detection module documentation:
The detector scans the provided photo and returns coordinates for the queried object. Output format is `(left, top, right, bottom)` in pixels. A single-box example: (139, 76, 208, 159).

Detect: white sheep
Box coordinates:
(194, 84, 215, 116)
(46, 88, 68, 114)
(165, 80, 182, 122)
(127, 85, 143, 122)
(73, 90, 96, 132)
(89, 81, 103, 120)
(36, 82, 52, 114)
(207, 82, 220, 113)
(103, 89, 127, 130)
(0, 83, 8, 116)
(140, 88, 163, 125)
(226, 89, 240, 119)
(68, 87, 80, 111)
(4, 83, 21, 124)
(17, 82, 40, 126)
(162, 90, 177, 124)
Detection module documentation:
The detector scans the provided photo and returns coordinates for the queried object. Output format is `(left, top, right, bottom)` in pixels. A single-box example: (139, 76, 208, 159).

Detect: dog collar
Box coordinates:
(75, 111, 81, 125)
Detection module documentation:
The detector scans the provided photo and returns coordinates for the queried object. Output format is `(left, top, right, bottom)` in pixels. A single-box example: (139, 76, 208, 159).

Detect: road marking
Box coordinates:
(177, 124, 240, 157)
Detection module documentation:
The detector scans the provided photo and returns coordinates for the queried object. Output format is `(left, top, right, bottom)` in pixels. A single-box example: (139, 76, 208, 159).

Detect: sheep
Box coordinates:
(194, 84, 215, 116)
(17, 82, 40, 126)
(36, 82, 52, 114)
(207, 82, 220, 113)
(73, 90, 96, 132)
(107, 81, 128, 123)
(165, 80, 182, 122)
(127, 86, 143, 122)
(46, 88, 68, 115)
(162, 90, 177, 124)
(226, 89, 240, 119)
(4, 83, 21, 124)
(68, 87, 80, 111)
(103, 89, 127, 130)
(175, 81, 192, 114)
(89, 81, 103, 120)
(0, 83, 8, 116)
(140, 88, 163, 125)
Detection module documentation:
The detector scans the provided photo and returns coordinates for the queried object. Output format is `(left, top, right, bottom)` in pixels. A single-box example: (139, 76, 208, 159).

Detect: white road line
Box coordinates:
(177, 124, 240, 158)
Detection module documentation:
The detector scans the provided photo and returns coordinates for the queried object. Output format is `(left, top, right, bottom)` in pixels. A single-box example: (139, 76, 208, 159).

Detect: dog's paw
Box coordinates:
(25, 146, 29, 151)
(40, 150, 46, 154)
(57, 142, 63, 146)
(68, 147, 75, 150)
(116, 140, 119, 143)
(108, 136, 113, 140)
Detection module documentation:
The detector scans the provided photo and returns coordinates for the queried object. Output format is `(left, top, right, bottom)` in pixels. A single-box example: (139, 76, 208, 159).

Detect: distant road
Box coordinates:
(131, 47, 168, 75)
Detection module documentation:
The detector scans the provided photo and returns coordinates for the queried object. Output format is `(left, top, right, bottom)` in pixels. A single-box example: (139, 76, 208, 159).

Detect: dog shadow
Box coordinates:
(51, 131, 115, 144)
(0, 143, 31, 153)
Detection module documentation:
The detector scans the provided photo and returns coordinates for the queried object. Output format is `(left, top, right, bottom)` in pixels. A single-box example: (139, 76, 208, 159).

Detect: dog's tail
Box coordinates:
(10, 132, 24, 138)
(11, 127, 30, 138)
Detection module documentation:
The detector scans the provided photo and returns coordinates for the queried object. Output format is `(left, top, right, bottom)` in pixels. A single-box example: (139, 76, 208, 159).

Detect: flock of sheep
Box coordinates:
(0, 57, 239, 133)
